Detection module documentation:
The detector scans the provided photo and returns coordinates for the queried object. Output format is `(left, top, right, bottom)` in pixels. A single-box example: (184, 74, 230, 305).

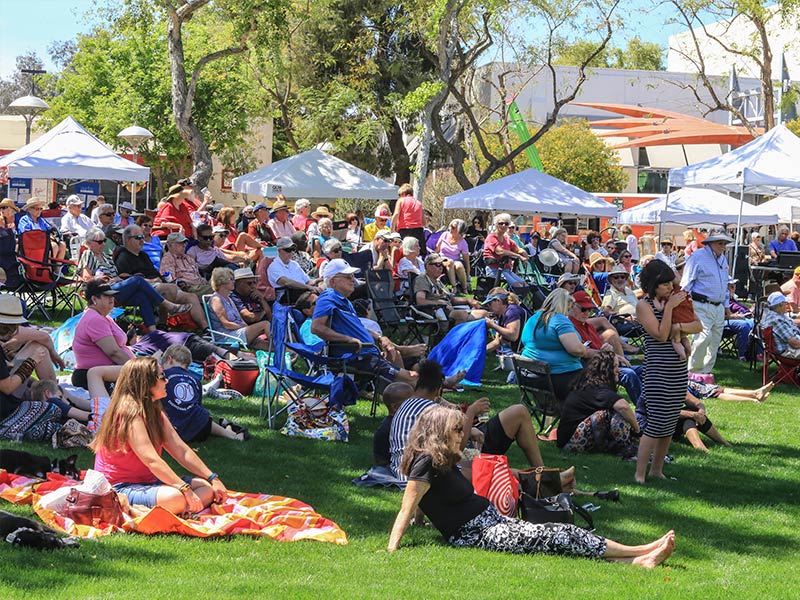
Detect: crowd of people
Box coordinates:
(1, 184, 794, 569)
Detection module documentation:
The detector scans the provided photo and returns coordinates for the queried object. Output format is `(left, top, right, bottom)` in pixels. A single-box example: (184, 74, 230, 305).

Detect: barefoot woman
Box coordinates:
(92, 357, 227, 514)
(389, 406, 675, 567)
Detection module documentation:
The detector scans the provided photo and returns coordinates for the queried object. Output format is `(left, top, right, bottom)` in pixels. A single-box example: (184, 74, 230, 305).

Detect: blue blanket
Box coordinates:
(428, 319, 487, 386)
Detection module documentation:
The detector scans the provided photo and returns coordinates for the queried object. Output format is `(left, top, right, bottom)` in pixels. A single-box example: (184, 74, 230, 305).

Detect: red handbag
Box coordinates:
(64, 488, 125, 528)
(471, 454, 519, 517)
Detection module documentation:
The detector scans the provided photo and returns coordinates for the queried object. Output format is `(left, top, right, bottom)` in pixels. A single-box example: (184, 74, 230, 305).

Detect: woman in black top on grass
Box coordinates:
(557, 351, 640, 458)
(388, 406, 675, 567)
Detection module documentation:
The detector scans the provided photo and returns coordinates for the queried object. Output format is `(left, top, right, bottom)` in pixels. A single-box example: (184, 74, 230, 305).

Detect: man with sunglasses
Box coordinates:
(159, 232, 212, 297)
(413, 253, 482, 326)
(267, 237, 322, 303)
(231, 267, 271, 323)
(187, 224, 239, 276)
(115, 225, 208, 330)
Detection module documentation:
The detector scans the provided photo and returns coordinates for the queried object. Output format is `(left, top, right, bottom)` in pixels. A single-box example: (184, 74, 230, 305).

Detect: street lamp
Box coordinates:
(118, 125, 154, 210)
(8, 95, 50, 145)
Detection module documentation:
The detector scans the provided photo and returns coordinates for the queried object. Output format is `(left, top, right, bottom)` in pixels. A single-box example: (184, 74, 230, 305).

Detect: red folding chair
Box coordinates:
(16, 229, 83, 320)
(761, 327, 800, 387)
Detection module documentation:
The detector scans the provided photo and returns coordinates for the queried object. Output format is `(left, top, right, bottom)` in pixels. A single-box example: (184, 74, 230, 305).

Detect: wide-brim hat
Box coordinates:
(167, 183, 187, 199)
(0, 198, 19, 211)
(702, 231, 735, 245)
(0, 294, 28, 325)
(119, 201, 134, 211)
(270, 199, 290, 214)
(538, 248, 559, 267)
(312, 205, 333, 219)
(23, 197, 46, 210)
(556, 273, 581, 287)
(589, 252, 613, 268)
(608, 265, 630, 278)
(660, 238, 674, 246)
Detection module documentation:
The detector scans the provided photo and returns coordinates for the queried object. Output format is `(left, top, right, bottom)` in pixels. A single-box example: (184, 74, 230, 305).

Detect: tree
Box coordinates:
(536, 119, 628, 192)
(668, 0, 800, 132)
(788, 118, 800, 137)
(553, 37, 664, 70)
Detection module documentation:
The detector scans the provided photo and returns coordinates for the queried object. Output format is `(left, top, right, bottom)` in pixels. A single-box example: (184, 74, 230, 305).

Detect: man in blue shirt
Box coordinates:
(311, 258, 418, 385)
(769, 226, 797, 259)
(680, 230, 733, 373)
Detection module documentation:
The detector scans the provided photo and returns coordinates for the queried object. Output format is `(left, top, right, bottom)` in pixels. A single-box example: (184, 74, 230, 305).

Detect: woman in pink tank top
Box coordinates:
(92, 357, 228, 514)
(392, 183, 427, 256)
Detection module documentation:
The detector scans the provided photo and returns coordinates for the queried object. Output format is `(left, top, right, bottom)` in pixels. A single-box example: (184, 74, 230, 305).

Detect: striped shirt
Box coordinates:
(389, 397, 436, 478)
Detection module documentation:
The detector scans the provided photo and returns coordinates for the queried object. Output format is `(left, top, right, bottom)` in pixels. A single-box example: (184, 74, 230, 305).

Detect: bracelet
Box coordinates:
(13, 358, 37, 383)
(207, 472, 218, 483)
(178, 482, 191, 494)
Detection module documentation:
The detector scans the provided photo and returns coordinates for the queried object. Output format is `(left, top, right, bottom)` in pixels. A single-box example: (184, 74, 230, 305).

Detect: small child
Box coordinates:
(161, 344, 246, 442)
(669, 282, 695, 361)
(30, 379, 91, 423)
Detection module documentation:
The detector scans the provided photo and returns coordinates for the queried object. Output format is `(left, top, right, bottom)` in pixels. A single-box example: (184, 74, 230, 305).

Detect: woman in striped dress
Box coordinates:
(634, 260, 702, 484)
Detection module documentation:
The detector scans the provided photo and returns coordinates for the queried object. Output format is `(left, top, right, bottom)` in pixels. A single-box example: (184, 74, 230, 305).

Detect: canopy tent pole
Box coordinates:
(658, 190, 671, 242)
(730, 186, 746, 279)
(116, 183, 120, 206)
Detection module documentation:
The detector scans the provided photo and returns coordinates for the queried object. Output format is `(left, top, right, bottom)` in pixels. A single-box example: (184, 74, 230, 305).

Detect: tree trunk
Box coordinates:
(386, 117, 411, 186)
(754, 16, 774, 130)
(165, 4, 214, 189)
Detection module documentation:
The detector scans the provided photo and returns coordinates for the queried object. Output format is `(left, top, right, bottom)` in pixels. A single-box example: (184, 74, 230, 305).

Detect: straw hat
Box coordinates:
(22, 197, 46, 211)
(270, 198, 290, 214)
(589, 252, 613, 268)
(0, 198, 19, 212)
(312, 205, 333, 219)
(0, 294, 28, 325)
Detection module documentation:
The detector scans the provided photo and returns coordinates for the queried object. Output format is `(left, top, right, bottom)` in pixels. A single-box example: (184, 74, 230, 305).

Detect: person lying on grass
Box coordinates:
(388, 406, 675, 568)
(91, 356, 228, 515)
(160, 344, 246, 442)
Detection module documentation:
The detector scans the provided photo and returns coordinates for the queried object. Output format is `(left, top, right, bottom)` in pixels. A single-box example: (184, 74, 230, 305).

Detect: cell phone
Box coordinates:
(583, 341, 592, 346)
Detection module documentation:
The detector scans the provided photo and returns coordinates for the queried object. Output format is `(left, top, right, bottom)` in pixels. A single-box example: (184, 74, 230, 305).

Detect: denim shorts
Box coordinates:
(112, 475, 192, 508)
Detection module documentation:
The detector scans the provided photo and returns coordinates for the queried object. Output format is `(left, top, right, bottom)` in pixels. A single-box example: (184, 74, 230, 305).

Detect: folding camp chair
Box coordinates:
(260, 302, 332, 428)
(365, 268, 418, 342)
(201, 294, 249, 350)
(761, 326, 800, 387)
(511, 354, 561, 434)
(16, 229, 82, 320)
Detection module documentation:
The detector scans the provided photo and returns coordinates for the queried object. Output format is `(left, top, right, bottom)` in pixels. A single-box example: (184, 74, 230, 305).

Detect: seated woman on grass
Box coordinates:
(92, 356, 228, 515)
(388, 406, 675, 568)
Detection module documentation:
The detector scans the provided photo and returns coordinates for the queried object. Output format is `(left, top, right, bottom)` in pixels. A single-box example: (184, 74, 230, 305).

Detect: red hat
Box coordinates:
(573, 290, 595, 309)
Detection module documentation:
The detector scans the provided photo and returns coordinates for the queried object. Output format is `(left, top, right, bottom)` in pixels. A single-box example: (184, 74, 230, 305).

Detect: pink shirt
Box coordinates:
(781, 278, 800, 307)
(483, 233, 517, 268)
(397, 196, 423, 229)
(159, 251, 204, 283)
(73, 308, 133, 369)
(437, 233, 468, 261)
(95, 440, 162, 485)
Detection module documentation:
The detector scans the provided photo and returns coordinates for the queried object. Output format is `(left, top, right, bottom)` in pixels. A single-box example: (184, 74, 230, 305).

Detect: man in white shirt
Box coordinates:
(267, 236, 322, 302)
(60, 195, 94, 238)
(267, 198, 296, 240)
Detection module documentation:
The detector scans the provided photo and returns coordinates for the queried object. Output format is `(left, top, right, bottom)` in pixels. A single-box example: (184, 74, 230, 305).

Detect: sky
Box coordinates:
(0, 0, 686, 80)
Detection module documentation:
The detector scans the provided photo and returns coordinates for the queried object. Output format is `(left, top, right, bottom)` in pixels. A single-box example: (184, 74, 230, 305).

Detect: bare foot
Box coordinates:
(632, 533, 675, 568)
(634, 475, 646, 485)
(649, 472, 669, 480)
(443, 369, 467, 388)
(560, 466, 576, 491)
(755, 382, 774, 402)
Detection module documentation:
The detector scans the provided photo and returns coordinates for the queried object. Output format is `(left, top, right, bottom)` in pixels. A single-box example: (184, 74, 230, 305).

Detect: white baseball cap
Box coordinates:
(324, 258, 360, 279)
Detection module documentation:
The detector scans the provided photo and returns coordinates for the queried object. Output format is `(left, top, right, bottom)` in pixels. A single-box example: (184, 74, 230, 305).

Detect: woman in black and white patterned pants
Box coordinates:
(388, 406, 675, 568)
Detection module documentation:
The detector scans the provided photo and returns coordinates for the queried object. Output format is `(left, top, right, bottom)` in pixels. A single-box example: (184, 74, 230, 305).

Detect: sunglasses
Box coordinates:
(430, 262, 444, 268)
(610, 275, 627, 280)
(280, 246, 297, 253)
(91, 238, 106, 243)
(215, 232, 227, 237)
(496, 221, 510, 226)
(200, 235, 214, 241)
(100, 213, 114, 217)
(621, 254, 631, 258)
(331, 247, 342, 253)
(157, 372, 167, 382)
(579, 306, 592, 313)
(132, 235, 145, 240)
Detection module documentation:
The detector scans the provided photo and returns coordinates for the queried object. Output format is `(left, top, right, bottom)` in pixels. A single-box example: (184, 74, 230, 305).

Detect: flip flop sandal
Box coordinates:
(167, 303, 192, 316)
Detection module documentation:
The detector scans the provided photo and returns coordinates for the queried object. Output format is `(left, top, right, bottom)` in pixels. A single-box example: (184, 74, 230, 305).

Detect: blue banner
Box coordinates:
(75, 182, 100, 195)
(9, 178, 31, 189)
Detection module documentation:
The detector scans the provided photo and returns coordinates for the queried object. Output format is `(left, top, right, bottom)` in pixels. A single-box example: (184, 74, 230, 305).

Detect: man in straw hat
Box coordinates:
(267, 196, 296, 240)
(680, 229, 734, 374)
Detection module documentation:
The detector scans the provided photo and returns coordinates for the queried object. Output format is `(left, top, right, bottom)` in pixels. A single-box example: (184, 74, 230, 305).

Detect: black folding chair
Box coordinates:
(512, 355, 561, 434)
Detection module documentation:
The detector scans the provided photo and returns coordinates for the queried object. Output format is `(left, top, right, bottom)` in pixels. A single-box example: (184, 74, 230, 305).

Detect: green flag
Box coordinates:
(507, 101, 544, 171)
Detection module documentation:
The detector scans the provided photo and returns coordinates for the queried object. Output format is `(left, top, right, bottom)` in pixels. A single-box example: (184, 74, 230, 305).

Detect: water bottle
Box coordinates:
(163, 271, 174, 283)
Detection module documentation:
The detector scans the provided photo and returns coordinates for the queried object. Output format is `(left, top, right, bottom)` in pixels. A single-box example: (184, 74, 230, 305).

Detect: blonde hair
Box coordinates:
(537, 288, 573, 330)
(488, 286, 519, 305)
(682, 229, 695, 242)
(620, 225, 632, 235)
(91, 357, 166, 453)
(400, 406, 464, 475)
(210, 267, 235, 291)
(31, 379, 61, 403)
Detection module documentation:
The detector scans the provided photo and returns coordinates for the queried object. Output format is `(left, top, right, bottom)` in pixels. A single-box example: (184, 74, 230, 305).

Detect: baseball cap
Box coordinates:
(767, 291, 788, 308)
(324, 258, 360, 279)
(573, 290, 595, 309)
(252, 203, 268, 212)
(424, 252, 444, 265)
(481, 293, 508, 306)
(276, 237, 295, 250)
(66, 195, 83, 206)
(166, 232, 188, 244)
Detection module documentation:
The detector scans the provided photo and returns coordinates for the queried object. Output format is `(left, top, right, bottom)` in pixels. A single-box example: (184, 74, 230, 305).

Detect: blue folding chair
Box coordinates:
(260, 302, 332, 428)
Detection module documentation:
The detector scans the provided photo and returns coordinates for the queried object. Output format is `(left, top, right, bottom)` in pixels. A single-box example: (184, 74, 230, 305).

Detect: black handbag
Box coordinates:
(517, 466, 562, 500)
(519, 492, 594, 530)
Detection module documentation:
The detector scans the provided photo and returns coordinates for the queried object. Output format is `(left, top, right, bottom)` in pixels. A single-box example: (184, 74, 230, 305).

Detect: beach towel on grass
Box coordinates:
(428, 319, 487, 386)
(0, 470, 347, 544)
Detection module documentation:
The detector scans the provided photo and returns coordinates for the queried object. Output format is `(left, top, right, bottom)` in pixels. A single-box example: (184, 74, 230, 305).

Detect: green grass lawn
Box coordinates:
(1, 355, 799, 600)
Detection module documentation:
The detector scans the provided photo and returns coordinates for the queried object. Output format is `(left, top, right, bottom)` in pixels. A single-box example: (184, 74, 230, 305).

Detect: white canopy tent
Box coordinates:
(443, 168, 617, 218)
(617, 188, 779, 226)
(0, 116, 150, 183)
(753, 195, 800, 225)
(667, 125, 800, 275)
(231, 148, 398, 200)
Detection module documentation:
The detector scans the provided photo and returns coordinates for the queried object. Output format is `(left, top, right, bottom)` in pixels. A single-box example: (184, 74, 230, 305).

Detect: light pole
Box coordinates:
(118, 125, 154, 211)
(8, 95, 50, 145)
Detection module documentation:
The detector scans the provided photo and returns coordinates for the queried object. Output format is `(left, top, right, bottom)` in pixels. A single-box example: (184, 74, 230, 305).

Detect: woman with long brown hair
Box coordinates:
(388, 406, 675, 567)
(92, 357, 227, 514)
